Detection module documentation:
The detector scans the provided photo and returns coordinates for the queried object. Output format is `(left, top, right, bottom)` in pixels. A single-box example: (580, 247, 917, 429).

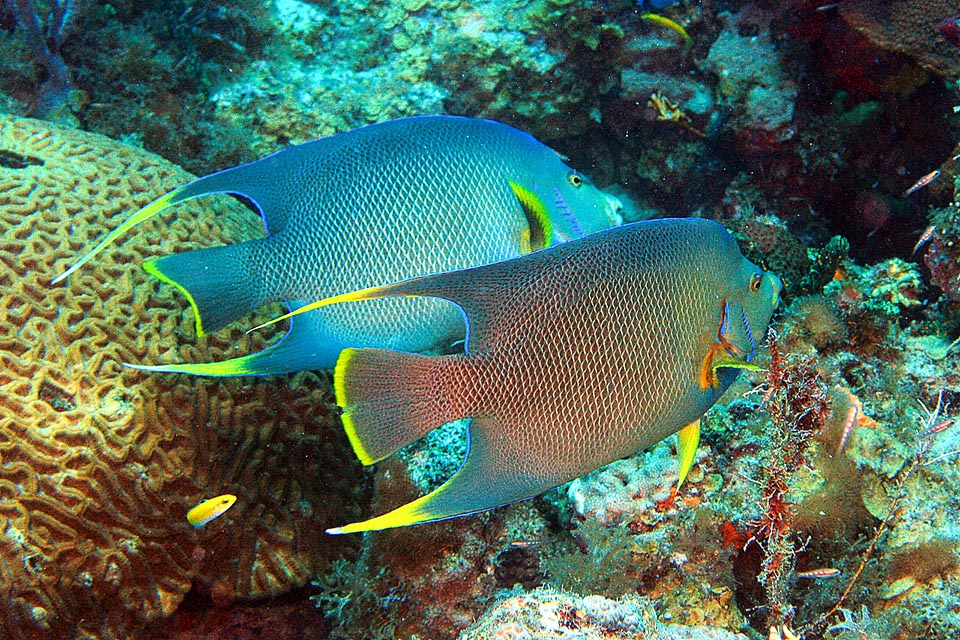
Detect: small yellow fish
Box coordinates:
(187, 494, 237, 528)
(641, 13, 692, 47)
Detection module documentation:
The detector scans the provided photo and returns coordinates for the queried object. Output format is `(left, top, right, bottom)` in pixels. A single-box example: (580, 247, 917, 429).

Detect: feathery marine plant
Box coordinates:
(750, 333, 829, 630)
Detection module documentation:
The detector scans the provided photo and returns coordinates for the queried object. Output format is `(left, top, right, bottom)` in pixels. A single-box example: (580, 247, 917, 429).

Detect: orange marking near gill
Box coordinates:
(699, 342, 729, 390)
(699, 299, 745, 390)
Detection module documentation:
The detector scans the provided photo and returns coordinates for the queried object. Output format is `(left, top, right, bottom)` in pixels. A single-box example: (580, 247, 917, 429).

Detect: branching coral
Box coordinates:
(7, 0, 78, 119)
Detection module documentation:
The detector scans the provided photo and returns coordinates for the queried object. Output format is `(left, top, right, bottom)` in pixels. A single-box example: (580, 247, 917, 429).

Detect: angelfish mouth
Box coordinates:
(606, 194, 624, 225)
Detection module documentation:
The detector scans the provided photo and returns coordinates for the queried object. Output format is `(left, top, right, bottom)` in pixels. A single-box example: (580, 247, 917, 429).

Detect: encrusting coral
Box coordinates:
(458, 587, 750, 640)
(840, 0, 960, 78)
(0, 114, 363, 639)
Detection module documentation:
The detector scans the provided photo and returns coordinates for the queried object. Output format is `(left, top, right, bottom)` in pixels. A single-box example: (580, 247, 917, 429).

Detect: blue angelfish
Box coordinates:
(258, 219, 781, 534)
(52, 116, 623, 375)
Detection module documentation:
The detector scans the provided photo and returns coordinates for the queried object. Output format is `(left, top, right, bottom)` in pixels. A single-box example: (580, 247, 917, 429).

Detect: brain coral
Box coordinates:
(0, 115, 363, 639)
(840, 0, 960, 78)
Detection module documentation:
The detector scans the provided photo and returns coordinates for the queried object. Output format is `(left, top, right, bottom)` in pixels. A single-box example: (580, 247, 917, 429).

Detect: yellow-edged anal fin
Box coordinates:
(676, 419, 700, 488)
(326, 490, 434, 535)
(509, 180, 553, 252)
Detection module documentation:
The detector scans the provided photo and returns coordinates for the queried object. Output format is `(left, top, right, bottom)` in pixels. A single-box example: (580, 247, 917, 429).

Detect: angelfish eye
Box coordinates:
(750, 273, 763, 292)
(568, 172, 583, 187)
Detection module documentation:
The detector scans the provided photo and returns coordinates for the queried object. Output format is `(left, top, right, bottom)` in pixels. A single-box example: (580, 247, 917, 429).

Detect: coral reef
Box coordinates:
(699, 14, 797, 160)
(191, 0, 631, 160)
(311, 455, 551, 640)
(6, 0, 77, 122)
(924, 185, 960, 302)
(3, 1, 960, 638)
(0, 0, 271, 172)
(840, 0, 960, 78)
(459, 587, 749, 640)
(0, 114, 364, 638)
(747, 338, 830, 629)
(542, 437, 744, 632)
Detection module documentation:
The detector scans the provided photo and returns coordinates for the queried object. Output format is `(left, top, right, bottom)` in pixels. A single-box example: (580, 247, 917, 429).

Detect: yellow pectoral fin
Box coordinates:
(518, 227, 532, 254)
(509, 179, 553, 251)
(676, 419, 700, 487)
(713, 357, 763, 378)
(699, 343, 726, 390)
(699, 345, 762, 390)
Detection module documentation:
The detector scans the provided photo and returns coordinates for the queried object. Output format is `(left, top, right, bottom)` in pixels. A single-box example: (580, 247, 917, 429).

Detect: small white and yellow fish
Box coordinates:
(902, 169, 941, 197)
(187, 494, 237, 528)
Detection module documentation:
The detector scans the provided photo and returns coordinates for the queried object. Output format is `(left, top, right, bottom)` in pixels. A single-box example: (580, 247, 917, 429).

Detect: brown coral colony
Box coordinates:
(0, 115, 362, 640)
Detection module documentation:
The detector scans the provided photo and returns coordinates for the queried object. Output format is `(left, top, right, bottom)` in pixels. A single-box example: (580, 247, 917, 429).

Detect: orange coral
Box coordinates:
(0, 115, 363, 639)
(840, 0, 960, 78)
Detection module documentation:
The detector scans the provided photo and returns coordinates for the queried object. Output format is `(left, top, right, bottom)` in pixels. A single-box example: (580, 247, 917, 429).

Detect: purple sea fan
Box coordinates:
(8, 0, 78, 117)
(939, 17, 960, 47)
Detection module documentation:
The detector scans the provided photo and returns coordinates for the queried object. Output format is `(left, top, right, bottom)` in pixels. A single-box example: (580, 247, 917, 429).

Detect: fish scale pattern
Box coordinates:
(338, 218, 778, 533)
(0, 115, 362, 639)
(460, 223, 722, 487)
(243, 116, 620, 355)
(327, 219, 780, 531)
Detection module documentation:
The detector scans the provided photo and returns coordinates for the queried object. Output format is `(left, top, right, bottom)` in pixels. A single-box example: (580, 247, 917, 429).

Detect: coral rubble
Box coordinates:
(459, 587, 749, 640)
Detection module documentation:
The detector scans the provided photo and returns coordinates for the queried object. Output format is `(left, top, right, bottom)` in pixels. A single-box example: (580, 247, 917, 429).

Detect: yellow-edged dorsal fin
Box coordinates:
(247, 282, 401, 333)
(51, 189, 181, 284)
